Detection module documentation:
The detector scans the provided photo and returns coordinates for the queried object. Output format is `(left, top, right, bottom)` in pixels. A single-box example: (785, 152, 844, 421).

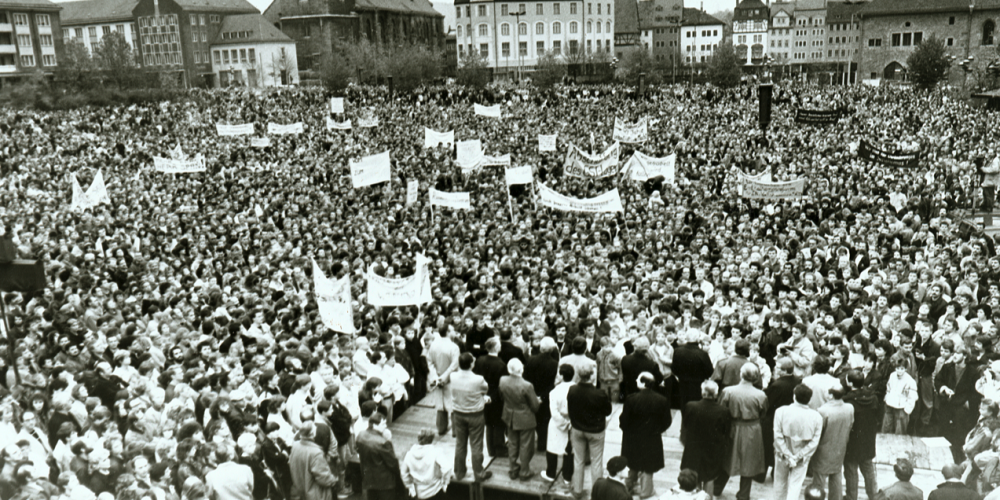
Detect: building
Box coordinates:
(826, 0, 862, 83)
(60, 0, 138, 53)
(263, 0, 443, 75)
(0, 0, 63, 82)
(680, 8, 723, 67)
(769, 1, 792, 67)
(613, 0, 641, 58)
(733, 0, 768, 64)
(857, 0, 1000, 85)
(637, 0, 682, 65)
(452, 0, 613, 73)
(790, 0, 825, 67)
(210, 13, 297, 86)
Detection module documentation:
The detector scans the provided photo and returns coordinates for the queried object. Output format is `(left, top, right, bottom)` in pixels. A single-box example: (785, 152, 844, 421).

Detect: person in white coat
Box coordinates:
(541, 364, 575, 485)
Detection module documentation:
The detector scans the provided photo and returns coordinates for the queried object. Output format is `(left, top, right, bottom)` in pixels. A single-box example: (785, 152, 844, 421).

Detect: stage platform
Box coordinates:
(356, 398, 955, 500)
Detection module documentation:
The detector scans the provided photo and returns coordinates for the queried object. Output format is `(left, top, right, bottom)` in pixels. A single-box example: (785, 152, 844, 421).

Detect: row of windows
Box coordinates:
(193, 50, 210, 64)
(772, 39, 789, 47)
(459, 20, 611, 37)
(139, 15, 177, 28)
(827, 48, 857, 57)
(890, 31, 922, 47)
(788, 51, 822, 59)
(685, 29, 718, 37)
(191, 27, 208, 44)
(188, 14, 221, 25)
(221, 31, 253, 40)
(685, 44, 717, 52)
(829, 23, 857, 31)
(828, 36, 858, 44)
(459, 38, 613, 57)
(796, 17, 823, 26)
(213, 48, 256, 65)
(0, 13, 49, 28)
(459, 2, 609, 17)
(143, 53, 181, 66)
(733, 21, 767, 32)
(735, 34, 762, 44)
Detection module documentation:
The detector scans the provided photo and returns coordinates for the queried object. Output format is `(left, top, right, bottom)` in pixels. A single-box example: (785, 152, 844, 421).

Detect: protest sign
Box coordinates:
(349, 151, 391, 188)
(424, 128, 455, 148)
(563, 142, 621, 178)
(429, 188, 472, 210)
(366, 255, 432, 306)
(357, 108, 379, 128)
(482, 154, 511, 167)
(330, 97, 344, 114)
(154, 156, 207, 174)
(623, 152, 675, 182)
(474, 103, 502, 118)
(313, 260, 354, 333)
(406, 179, 419, 205)
(169, 144, 186, 160)
(216, 123, 254, 136)
(251, 137, 271, 148)
(536, 183, 624, 213)
(326, 117, 352, 130)
(741, 177, 805, 200)
(267, 122, 304, 135)
(71, 170, 111, 210)
(858, 140, 920, 168)
(612, 117, 648, 143)
(505, 166, 533, 185)
(794, 108, 843, 125)
(539, 134, 558, 152)
(456, 139, 484, 171)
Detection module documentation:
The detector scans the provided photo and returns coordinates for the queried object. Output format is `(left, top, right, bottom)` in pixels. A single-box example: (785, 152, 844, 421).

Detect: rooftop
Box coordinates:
(860, 0, 1000, 17)
(827, 1, 866, 22)
(682, 7, 724, 27)
(212, 13, 292, 44)
(734, 0, 768, 21)
(615, 0, 639, 34)
(355, 0, 443, 17)
(168, 0, 259, 14)
(60, 0, 137, 25)
(0, 0, 60, 11)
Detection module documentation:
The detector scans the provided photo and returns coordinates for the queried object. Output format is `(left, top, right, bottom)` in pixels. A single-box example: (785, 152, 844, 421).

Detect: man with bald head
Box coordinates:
(715, 363, 769, 500)
(500, 358, 541, 480)
(927, 463, 977, 500)
(524, 336, 560, 452)
(620, 336, 662, 401)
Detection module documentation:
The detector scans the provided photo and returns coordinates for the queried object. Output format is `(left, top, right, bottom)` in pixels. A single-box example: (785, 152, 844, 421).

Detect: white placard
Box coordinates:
(154, 156, 207, 174)
(267, 122, 304, 135)
(216, 123, 255, 136)
(612, 117, 648, 143)
(505, 166, 532, 185)
(251, 137, 271, 148)
(474, 103, 502, 118)
(623, 152, 676, 182)
(406, 179, 419, 205)
(424, 128, 455, 148)
(350, 151, 391, 188)
(330, 97, 344, 114)
(313, 259, 354, 333)
(539, 134, 558, 152)
(366, 255, 432, 306)
(429, 188, 472, 210)
(326, 117, 352, 130)
(536, 183, 624, 213)
(456, 139, 484, 171)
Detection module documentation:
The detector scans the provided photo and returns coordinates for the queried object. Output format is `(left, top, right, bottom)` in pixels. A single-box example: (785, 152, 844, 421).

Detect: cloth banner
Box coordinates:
(536, 183, 624, 213)
(330, 97, 344, 114)
(154, 156, 207, 173)
(612, 117, 648, 143)
(267, 122, 304, 135)
(794, 108, 843, 125)
(350, 151, 391, 188)
(741, 177, 805, 200)
(505, 166, 532, 185)
(367, 255, 432, 306)
(406, 179, 418, 205)
(72, 171, 111, 210)
(623, 152, 675, 182)
(734, 167, 773, 195)
(456, 140, 484, 171)
(216, 123, 254, 136)
(563, 142, 621, 178)
(357, 109, 379, 128)
(859, 140, 920, 168)
(326, 117, 352, 130)
(424, 128, 455, 148)
(474, 104, 502, 118)
(313, 259, 354, 333)
(169, 144, 186, 160)
(429, 188, 471, 210)
(539, 134, 557, 152)
(482, 154, 511, 167)
(251, 137, 271, 148)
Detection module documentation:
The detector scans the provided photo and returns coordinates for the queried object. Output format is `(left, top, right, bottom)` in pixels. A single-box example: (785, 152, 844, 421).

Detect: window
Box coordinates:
(519, 4, 525, 13)
(231, 49, 237, 62)
(519, 23, 527, 35)
(479, 24, 488, 36)
(13, 13, 27, 26)
(902, 32, 911, 45)
(868, 38, 881, 47)
(985, 20, 995, 45)
(480, 43, 488, 56)
(194, 51, 200, 64)
(39, 34, 52, 46)
(553, 40, 561, 54)
(554, 3, 560, 14)
(249, 48, 255, 63)
(519, 41, 527, 55)
(536, 41, 544, 54)
(191, 15, 197, 25)
(457, 25, 462, 37)
(89, 26, 97, 38)
(947, 37, 954, 46)
(553, 22, 561, 34)
(456, 6, 461, 17)
(501, 4, 507, 15)
(42, 54, 55, 66)
(500, 23, 509, 36)
(214, 50, 221, 64)
(502, 41, 510, 56)
(536, 3, 543, 15)
(597, 3, 600, 14)
(891, 33, 900, 46)
(240, 49, 246, 63)
(62, 28, 69, 39)
(536, 22, 543, 35)
(16, 34, 29, 46)
(570, 2, 577, 14)
(569, 21, 577, 34)
(465, 6, 470, 17)
(199, 14, 205, 25)
(588, 2, 592, 14)
(458, 45, 464, 56)
(913, 32, 922, 44)
(223, 50, 229, 64)
(586, 39, 591, 52)
(35, 14, 49, 26)
(103, 26, 112, 36)
(587, 21, 592, 33)
(211, 15, 220, 23)
(477, 5, 486, 16)
(949, 16, 956, 25)
(19, 54, 33, 66)
(192, 30, 198, 42)
(596, 22, 600, 33)
(75, 28, 83, 38)
(569, 39, 578, 53)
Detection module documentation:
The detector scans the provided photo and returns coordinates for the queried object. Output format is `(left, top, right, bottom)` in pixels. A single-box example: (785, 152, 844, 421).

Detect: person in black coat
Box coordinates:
(935, 349, 982, 464)
(620, 372, 671, 499)
(672, 332, 714, 409)
(524, 337, 560, 452)
(619, 337, 662, 401)
(475, 338, 509, 458)
(591, 456, 631, 500)
(680, 379, 731, 496)
(499, 330, 526, 365)
(763, 358, 799, 472)
(843, 370, 880, 500)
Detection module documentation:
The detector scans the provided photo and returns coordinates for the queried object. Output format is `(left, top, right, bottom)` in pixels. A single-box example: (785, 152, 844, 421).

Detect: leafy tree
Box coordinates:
(907, 34, 951, 91)
(55, 39, 96, 89)
(706, 40, 741, 88)
(533, 52, 566, 88)
(318, 52, 353, 91)
(387, 44, 443, 92)
(456, 52, 490, 88)
(615, 49, 658, 85)
(94, 31, 138, 88)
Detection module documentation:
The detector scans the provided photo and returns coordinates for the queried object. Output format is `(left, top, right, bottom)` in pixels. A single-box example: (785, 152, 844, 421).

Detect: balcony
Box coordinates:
(0, 23, 11, 32)
(0, 65, 17, 73)
(0, 44, 13, 54)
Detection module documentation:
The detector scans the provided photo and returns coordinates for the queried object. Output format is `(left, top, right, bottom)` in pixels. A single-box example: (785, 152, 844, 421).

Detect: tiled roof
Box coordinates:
(171, 0, 259, 14)
(827, 1, 865, 22)
(0, 0, 60, 11)
(355, 0, 443, 18)
(60, 0, 137, 25)
(682, 7, 724, 27)
(860, 0, 1000, 17)
(734, 0, 768, 21)
(636, 1, 682, 28)
(615, 0, 639, 33)
(212, 13, 291, 44)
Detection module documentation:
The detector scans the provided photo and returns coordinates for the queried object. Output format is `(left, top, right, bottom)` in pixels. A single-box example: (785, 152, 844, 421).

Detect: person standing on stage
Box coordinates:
(715, 364, 768, 500)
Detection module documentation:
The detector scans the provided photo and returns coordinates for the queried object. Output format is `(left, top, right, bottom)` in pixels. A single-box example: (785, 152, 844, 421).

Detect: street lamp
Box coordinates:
(958, 55, 975, 93)
(509, 9, 526, 81)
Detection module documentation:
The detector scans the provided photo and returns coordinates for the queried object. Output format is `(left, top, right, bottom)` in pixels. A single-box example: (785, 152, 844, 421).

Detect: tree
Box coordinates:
(94, 31, 138, 89)
(55, 39, 96, 89)
(456, 52, 490, 88)
(615, 49, 659, 85)
(318, 52, 353, 91)
(269, 49, 297, 85)
(533, 52, 566, 88)
(907, 34, 951, 91)
(386, 44, 443, 92)
(706, 40, 742, 88)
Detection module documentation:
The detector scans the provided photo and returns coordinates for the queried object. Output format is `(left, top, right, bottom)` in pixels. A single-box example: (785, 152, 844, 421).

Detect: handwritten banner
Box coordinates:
(313, 260, 354, 333)
(424, 128, 455, 148)
(154, 156, 207, 173)
(539, 134, 557, 152)
(536, 183, 624, 213)
(71, 170, 111, 210)
(741, 177, 805, 200)
(858, 140, 920, 168)
(350, 151, 391, 188)
(330, 97, 344, 114)
(251, 137, 271, 148)
(612, 117, 648, 143)
(624, 152, 675, 182)
(326, 117, 352, 130)
(564, 142, 621, 178)
(474, 103, 502, 118)
(505, 166, 532, 185)
(482, 154, 511, 167)
(794, 108, 843, 125)
(216, 123, 254, 136)
(267, 122, 304, 135)
(366, 255, 432, 306)
(429, 188, 471, 210)
(456, 139, 484, 171)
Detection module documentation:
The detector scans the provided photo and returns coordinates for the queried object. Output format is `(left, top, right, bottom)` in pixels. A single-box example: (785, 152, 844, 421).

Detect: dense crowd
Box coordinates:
(0, 78, 998, 500)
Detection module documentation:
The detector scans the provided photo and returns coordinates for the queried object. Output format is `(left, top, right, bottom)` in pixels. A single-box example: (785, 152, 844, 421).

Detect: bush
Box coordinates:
(615, 50, 661, 86)
(907, 34, 951, 91)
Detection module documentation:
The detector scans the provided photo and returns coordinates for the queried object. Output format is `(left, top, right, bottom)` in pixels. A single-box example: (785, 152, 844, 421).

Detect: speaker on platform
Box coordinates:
(758, 83, 773, 129)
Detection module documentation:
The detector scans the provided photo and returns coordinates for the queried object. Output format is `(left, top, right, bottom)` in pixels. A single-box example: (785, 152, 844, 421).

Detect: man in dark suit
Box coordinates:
(764, 358, 800, 475)
(672, 331, 714, 408)
(475, 337, 509, 458)
(620, 337, 662, 400)
(568, 365, 613, 498)
(591, 456, 631, 500)
(499, 358, 541, 480)
(680, 380, 732, 497)
(355, 413, 399, 500)
(927, 463, 977, 500)
(843, 370, 879, 500)
(524, 337, 560, 452)
(499, 330, 526, 364)
(620, 372, 671, 498)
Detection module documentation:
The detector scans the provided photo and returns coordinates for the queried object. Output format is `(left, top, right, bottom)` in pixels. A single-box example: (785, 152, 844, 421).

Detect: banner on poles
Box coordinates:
(330, 97, 344, 114)
(429, 188, 472, 210)
(474, 104, 502, 118)
(623, 152, 675, 182)
(326, 117, 352, 130)
(536, 183, 624, 213)
(366, 255, 432, 306)
(482, 154, 511, 167)
(539, 134, 558, 152)
(794, 108, 843, 125)
(267, 122, 304, 135)
(612, 117, 648, 143)
(858, 140, 920, 168)
(216, 123, 255, 136)
(505, 166, 532, 185)
(154, 156, 207, 173)
(424, 128, 455, 148)
(357, 108, 380, 128)
(406, 179, 419, 205)
(350, 151, 391, 188)
(741, 177, 805, 200)
(563, 142, 621, 178)
(313, 260, 354, 333)
(456, 139, 484, 171)
(251, 137, 271, 148)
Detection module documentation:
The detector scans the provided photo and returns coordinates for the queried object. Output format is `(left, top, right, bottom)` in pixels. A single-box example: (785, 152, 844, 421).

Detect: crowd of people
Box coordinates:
(0, 77, 998, 500)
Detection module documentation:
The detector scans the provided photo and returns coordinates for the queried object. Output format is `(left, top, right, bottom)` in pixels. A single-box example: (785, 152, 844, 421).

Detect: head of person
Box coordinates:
(777, 357, 794, 376)
(540, 337, 557, 353)
(793, 383, 813, 405)
(701, 380, 719, 400)
(606, 456, 628, 481)
(577, 365, 595, 384)
(739, 362, 760, 385)
(632, 336, 650, 353)
(942, 463, 964, 481)
(508, 358, 524, 376)
(676, 469, 699, 492)
(368, 412, 387, 433)
(637, 372, 655, 391)
(417, 429, 435, 446)
(572, 337, 588, 356)
(485, 337, 500, 355)
(559, 364, 575, 383)
(459, 352, 475, 371)
(812, 355, 831, 375)
(894, 458, 914, 482)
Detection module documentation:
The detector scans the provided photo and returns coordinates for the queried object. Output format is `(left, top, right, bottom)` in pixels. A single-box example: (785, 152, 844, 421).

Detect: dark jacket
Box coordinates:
(927, 481, 981, 500)
(672, 343, 714, 407)
(499, 341, 526, 365)
(567, 382, 612, 433)
(843, 386, 879, 462)
(763, 373, 800, 468)
(619, 351, 662, 400)
(590, 477, 631, 500)
(620, 388, 671, 473)
(355, 429, 399, 492)
(680, 398, 731, 482)
(474, 354, 509, 425)
(524, 350, 559, 399)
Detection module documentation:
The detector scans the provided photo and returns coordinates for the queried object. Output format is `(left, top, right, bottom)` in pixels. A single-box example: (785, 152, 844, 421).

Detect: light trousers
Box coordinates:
(570, 428, 606, 497)
(774, 457, 810, 500)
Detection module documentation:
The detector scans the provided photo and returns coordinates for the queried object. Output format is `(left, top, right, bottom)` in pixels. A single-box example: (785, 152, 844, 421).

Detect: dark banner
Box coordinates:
(794, 108, 843, 125)
(858, 140, 921, 169)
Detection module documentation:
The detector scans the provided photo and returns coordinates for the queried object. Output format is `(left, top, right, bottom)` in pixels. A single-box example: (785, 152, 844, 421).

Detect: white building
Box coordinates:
(59, 0, 139, 52)
(680, 8, 723, 66)
(455, 0, 614, 73)
(733, 0, 768, 65)
(210, 13, 297, 87)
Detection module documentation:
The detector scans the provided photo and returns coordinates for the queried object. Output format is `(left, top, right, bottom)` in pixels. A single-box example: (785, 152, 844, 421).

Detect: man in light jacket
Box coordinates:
(773, 384, 823, 500)
(289, 422, 339, 500)
(500, 357, 541, 480)
(810, 382, 855, 500)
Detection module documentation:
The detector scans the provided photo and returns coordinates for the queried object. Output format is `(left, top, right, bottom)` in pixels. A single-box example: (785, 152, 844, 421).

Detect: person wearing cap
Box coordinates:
(590, 456, 630, 500)
(619, 372, 670, 499)
(773, 384, 823, 500)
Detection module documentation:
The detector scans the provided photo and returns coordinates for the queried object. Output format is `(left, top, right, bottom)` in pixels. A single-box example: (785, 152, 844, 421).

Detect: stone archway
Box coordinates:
(884, 61, 907, 81)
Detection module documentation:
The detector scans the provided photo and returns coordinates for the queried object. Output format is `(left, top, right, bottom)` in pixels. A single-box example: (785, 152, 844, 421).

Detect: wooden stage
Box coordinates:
(367, 398, 954, 500)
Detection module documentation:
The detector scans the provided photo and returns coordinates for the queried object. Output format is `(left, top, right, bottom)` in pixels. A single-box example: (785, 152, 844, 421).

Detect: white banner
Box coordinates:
(539, 134, 558, 152)
(216, 123, 255, 136)
(154, 156, 207, 173)
(71, 170, 111, 210)
(313, 260, 354, 333)
(563, 142, 621, 178)
(330, 97, 344, 114)
(613, 117, 648, 143)
(456, 139, 484, 171)
(267, 122, 304, 135)
(741, 177, 805, 200)
(350, 151, 391, 189)
(429, 188, 471, 210)
(505, 166, 532, 185)
(624, 152, 675, 182)
(406, 179, 419, 205)
(326, 117, 352, 130)
(474, 103, 502, 118)
(367, 255, 432, 306)
(251, 137, 271, 148)
(424, 128, 455, 148)
(482, 154, 511, 167)
(536, 183, 624, 213)
(357, 108, 379, 128)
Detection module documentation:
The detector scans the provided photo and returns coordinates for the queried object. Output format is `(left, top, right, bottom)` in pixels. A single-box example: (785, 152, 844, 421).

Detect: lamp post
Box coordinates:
(510, 9, 526, 81)
(958, 55, 975, 94)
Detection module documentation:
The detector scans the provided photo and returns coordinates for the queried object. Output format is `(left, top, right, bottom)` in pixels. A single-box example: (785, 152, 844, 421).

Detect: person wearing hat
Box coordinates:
(590, 456, 630, 500)
(620, 336, 662, 401)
